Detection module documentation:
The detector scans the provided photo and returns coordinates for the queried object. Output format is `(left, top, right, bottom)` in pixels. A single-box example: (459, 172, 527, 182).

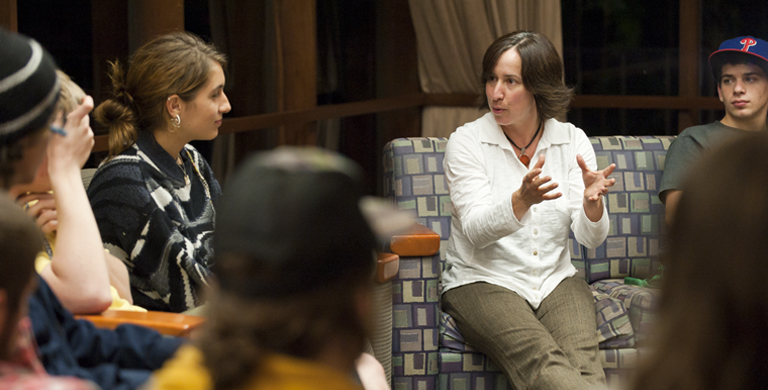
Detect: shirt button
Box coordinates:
(532, 270, 538, 275)
(533, 251, 538, 256)
(533, 228, 539, 235)
(533, 287, 538, 291)
(532, 206, 538, 213)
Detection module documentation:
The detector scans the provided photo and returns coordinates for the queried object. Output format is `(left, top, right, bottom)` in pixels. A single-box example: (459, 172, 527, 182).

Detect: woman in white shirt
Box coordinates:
(441, 31, 615, 390)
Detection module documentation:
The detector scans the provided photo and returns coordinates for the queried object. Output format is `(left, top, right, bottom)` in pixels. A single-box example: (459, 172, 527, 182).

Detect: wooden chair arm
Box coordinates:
(389, 223, 440, 257)
(376, 252, 399, 283)
(76, 310, 205, 337)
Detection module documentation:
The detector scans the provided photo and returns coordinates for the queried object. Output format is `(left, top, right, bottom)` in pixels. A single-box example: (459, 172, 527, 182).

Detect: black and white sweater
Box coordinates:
(87, 132, 221, 312)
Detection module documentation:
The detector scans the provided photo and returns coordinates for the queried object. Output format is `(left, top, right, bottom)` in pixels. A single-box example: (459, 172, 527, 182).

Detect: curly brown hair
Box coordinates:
(478, 31, 573, 122)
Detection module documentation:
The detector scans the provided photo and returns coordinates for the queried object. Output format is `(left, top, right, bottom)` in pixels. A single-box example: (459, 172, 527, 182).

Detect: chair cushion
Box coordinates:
(591, 279, 660, 344)
(593, 288, 635, 349)
(439, 311, 476, 353)
(581, 136, 673, 284)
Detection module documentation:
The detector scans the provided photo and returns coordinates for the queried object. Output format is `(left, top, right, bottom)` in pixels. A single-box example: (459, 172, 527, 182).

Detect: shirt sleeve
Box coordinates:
(29, 276, 184, 390)
(658, 132, 700, 202)
(444, 130, 524, 249)
(568, 132, 610, 249)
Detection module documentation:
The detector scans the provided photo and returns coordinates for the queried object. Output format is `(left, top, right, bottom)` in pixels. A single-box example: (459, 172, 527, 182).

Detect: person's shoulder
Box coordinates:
(87, 148, 149, 198)
(677, 121, 727, 141)
(449, 112, 493, 142)
(549, 118, 584, 135)
(455, 112, 494, 134)
(545, 118, 589, 145)
(90, 152, 144, 183)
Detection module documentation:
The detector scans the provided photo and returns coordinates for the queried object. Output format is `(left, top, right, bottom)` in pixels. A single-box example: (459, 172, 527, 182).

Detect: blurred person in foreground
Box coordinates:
(146, 147, 410, 390)
(632, 131, 768, 390)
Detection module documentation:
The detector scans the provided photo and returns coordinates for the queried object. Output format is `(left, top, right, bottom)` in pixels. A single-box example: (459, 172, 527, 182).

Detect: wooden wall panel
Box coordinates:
(274, 0, 317, 145)
(127, 0, 184, 52)
(92, 0, 129, 109)
(0, 0, 16, 31)
(678, 0, 702, 132)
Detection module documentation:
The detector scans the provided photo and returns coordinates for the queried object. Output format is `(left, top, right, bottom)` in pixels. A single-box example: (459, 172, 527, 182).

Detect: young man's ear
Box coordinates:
(717, 81, 724, 103)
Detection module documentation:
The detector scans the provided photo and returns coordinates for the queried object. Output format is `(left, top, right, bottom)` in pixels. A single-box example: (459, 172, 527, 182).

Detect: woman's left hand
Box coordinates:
(577, 154, 616, 202)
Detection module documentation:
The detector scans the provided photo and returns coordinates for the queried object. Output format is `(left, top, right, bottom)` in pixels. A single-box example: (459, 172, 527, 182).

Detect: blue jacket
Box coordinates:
(28, 276, 185, 390)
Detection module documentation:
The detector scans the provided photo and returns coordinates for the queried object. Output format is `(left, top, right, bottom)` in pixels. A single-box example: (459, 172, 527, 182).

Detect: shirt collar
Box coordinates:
(135, 131, 187, 184)
(478, 114, 571, 152)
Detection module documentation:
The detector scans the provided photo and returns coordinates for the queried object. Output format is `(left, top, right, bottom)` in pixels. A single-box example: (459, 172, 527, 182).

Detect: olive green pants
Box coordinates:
(442, 277, 605, 390)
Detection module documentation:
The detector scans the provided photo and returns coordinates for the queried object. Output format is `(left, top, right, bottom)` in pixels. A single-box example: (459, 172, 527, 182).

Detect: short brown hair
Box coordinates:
(94, 32, 227, 158)
(479, 31, 573, 121)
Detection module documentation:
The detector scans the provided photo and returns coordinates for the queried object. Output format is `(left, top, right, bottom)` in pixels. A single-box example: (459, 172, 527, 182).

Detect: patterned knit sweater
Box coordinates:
(87, 131, 221, 312)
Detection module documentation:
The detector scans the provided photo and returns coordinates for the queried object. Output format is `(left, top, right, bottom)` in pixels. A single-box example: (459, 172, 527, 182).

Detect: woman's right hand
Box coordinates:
(511, 155, 561, 220)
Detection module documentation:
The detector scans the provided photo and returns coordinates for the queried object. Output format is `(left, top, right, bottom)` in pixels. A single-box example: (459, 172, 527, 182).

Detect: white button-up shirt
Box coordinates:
(442, 113, 609, 308)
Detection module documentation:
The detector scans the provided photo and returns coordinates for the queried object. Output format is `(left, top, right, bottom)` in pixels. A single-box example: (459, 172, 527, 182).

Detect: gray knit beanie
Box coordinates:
(0, 28, 60, 145)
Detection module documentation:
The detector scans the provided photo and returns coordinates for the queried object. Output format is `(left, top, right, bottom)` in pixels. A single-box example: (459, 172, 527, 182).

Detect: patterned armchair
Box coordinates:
(382, 135, 673, 390)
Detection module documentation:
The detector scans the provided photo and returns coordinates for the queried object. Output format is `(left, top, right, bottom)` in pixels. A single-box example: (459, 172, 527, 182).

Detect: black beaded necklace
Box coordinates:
(504, 120, 542, 167)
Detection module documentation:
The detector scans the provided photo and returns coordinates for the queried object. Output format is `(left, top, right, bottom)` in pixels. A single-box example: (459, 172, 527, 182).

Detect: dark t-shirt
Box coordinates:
(659, 121, 746, 202)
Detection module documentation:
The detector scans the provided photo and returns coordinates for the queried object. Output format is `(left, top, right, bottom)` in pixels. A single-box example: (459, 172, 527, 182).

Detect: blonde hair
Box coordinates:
(93, 32, 227, 158)
(56, 70, 86, 115)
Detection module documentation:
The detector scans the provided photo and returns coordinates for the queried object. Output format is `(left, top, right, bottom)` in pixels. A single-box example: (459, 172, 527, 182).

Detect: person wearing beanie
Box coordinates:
(0, 28, 61, 188)
(660, 36, 768, 225)
(0, 28, 97, 390)
(1, 29, 184, 390)
(144, 147, 407, 390)
(9, 70, 140, 314)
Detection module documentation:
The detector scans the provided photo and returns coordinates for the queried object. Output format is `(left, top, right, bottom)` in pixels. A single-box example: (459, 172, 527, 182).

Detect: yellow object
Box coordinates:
(148, 345, 363, 390)
(35, 233, 146, 312)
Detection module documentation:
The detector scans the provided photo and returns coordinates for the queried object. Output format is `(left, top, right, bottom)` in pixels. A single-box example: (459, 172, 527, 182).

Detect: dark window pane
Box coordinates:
(568, 109, 679, 137)
(562, 0, 680, 97)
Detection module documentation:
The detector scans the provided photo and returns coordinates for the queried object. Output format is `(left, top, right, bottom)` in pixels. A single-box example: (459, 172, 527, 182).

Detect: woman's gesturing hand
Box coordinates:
(512, 155, 561, 220)
(577, 154, 615, 202)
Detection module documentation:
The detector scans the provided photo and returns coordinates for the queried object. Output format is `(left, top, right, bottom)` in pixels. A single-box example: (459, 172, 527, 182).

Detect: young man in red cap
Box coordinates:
(660, 36, 768, 225)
